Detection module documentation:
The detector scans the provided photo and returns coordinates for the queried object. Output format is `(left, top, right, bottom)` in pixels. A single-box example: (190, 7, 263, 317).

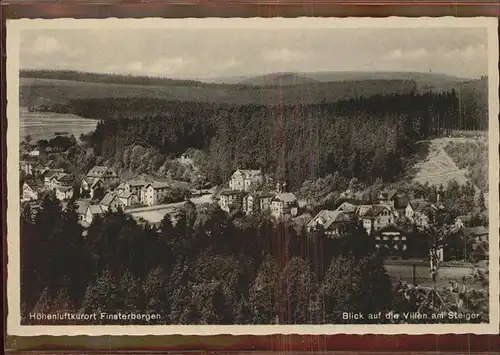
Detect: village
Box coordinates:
(20, 153, 489, 265)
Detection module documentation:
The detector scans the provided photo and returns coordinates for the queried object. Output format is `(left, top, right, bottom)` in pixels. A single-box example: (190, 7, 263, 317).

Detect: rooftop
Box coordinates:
(24, 179, 44, 188)
(364, 205, 391, 217)
(147, 181, 171, 189)
(88, 204, 104, 215)
(233, 169, 263, 178)
(119, 191, 136, 199)
(88, 165, 116, 176)
(380, 189, 398, 201)
(75, 200, 90, 215)
(56, 186, 73, 192)
(273, 192, 298, 203)
(409, 200, 433, 212)
(462, 226, 488, 236)
(100, 192, 117, 206)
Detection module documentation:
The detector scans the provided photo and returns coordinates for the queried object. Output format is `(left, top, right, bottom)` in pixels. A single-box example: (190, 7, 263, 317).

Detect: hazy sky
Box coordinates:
(19, 27, 489, 79)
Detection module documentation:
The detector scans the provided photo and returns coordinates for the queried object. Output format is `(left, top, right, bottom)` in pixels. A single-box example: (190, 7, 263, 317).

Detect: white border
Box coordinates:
(6, 17, 500, 336)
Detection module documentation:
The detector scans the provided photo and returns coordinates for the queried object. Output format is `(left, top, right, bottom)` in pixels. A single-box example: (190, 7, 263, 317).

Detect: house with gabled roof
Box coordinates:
(457, 226, 489, 243)
(405, 199, 437, 228)
(335, 201, 359, 216)
(85, 204, 105, 225)
(81, 177, 106, 200)
(22, 179, 44, 201)
(378, 189, 399, 207)
(48, 172, 74, 190)
(55, 186, 74, 201)
(219, 190, 245, 213)
(125, 179, 149, 196)
(356, 204, 373, 218)
(307, 209, 357, 237)
(229, 169, 264, 192)
(361, 204, 397, 234)
(445, 225, 488, 261)
(141, 181, 171, 206)
(75, 200, 90, 223)
(43, 168, 65, 187)
(374, 225, 409, 255)
(118, 191, 140, 207)
(243, 191, 274, 214)
(99, 192, 125, 212)
(86, 165, 118, 181)
(270, 192, 299, 218)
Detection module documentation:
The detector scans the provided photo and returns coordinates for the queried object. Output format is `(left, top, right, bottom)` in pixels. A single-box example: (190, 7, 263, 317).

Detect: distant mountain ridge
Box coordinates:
(19, 69, 487, 108)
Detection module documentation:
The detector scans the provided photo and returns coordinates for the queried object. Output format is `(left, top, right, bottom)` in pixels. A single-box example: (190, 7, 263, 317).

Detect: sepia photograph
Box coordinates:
(6, 17, 499, 335)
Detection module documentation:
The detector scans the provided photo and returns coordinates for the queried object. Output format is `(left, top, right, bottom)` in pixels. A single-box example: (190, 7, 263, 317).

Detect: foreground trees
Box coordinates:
(21, 197, 402, 325)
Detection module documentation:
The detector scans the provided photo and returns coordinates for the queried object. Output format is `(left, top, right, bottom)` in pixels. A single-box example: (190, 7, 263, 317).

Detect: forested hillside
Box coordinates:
(78, 90, 485, 190)
(21, 77, 418, 107)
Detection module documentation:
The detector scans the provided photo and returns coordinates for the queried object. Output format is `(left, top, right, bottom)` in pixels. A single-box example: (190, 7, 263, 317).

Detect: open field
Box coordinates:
(20, 77, 175, 107)
(384, 262, 480, 289)
(20, 107, 99, 142)
(411, 137, 480, 187)
(127, 194, 213, 224)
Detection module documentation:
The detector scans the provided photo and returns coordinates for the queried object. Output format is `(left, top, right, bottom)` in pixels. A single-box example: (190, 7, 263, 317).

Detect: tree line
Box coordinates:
(72, 90, 487, 190)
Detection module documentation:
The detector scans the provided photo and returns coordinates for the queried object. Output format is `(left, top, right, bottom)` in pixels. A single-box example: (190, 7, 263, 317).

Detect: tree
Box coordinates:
(80, 270, 119, 321)
(143, 267, 169, 317)
(119, 271, 143, 313)
(249, 255, 280, 324)
(318, 253, 392, 324)
(477, 191, 486, 212)
(280, 257, 316, 324)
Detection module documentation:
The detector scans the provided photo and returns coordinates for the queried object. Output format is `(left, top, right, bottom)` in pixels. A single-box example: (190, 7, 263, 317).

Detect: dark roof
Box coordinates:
(221, 190, 243, 196)
(273, 193, 298, 203)
(146, 181, 170, 189)
(364, 205, 390, 217)
(246, 192, 274, 199)
(127, 179, 148, 187)
(462, 226, 488, 236)
(119, 191, 136, 199)
(57, 186, 73, 192)
(456, 215, 473, 222)
(395, 194, 413, 207)
(44, 169, 65, 178)
(380, 189, 398, 200)
(87, 165, 116, 177)
(336, 202, 358, 213)
(24, 179, 44, 188)
(409, 200, 432, 212)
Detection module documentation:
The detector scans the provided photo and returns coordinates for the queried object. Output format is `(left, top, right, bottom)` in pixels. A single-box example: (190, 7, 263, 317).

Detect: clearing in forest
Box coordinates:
(411, 137, 471, 187)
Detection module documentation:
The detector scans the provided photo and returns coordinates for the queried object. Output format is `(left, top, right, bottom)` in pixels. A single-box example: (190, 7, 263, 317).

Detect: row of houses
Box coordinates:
(77, 191, 131, 225)
(223, 168, 300, 218)
(22, 167, 76, 202)
(307, 190, 442, 236)
(306, 189, 488, 260)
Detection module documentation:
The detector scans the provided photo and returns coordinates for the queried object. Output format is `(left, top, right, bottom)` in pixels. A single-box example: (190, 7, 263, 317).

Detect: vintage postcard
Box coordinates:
(5, 17, 499, 336)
